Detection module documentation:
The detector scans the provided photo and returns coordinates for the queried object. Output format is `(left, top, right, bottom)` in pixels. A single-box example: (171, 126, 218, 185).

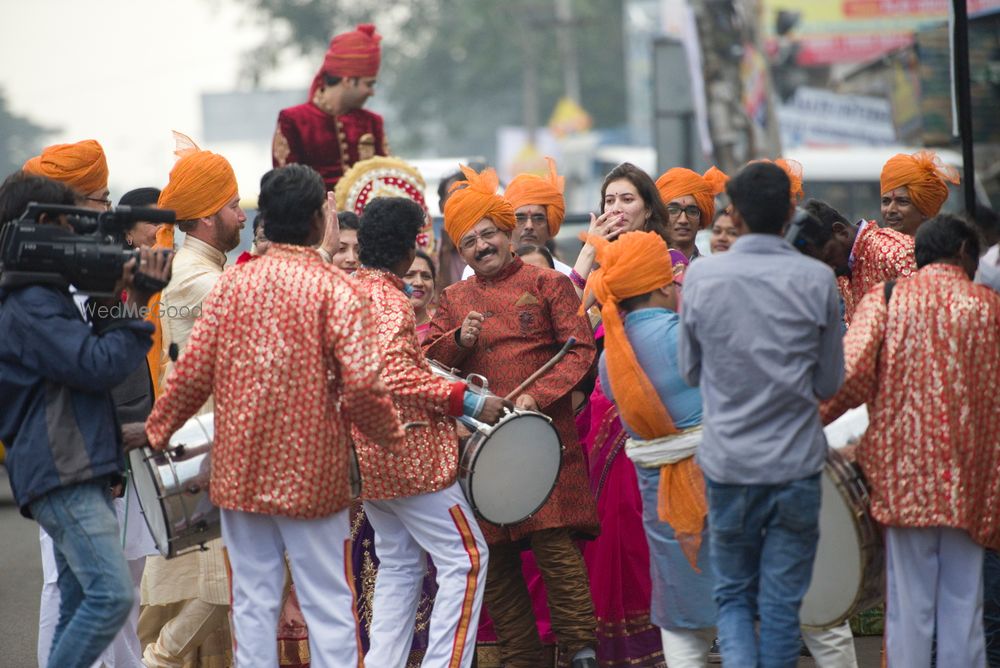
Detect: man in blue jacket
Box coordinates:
(0, 171, 174, 668)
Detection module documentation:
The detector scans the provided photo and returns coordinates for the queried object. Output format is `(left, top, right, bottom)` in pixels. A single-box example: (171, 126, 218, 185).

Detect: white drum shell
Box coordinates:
(428, 359, 563, 526)
(800, 408, 884, 629)
(458, 410, 562, 526)
(128, 413, 220, 559)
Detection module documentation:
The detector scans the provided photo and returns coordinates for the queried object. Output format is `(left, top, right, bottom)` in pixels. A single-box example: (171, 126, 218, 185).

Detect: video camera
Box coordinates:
(783, 207, 826, 252)
(0, 202, 176, 297)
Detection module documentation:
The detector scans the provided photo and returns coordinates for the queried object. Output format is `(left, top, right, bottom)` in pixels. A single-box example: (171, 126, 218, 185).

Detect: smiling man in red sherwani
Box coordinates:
(821, 213, 1000, 668)
(424, 165, 600, 668)
(272, 23, 388, 191)
(143, 164, 405, 667)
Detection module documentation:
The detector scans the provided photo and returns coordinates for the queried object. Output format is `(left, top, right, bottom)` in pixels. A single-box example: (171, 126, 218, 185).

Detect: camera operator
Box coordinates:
(0, 171, 173, 668)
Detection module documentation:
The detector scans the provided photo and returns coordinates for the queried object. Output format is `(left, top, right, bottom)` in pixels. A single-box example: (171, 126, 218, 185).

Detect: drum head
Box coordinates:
(466, 412, 561, 525)
(800, 466, 864, 629)
(128, 448, 169, 556)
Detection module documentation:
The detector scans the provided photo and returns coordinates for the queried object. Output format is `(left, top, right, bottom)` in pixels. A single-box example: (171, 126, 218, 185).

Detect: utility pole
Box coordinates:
(555, 0, 582, 103)
(519, 24, 541, 145)
(952, 0, 976, 216)
(688, 0, 782, 171)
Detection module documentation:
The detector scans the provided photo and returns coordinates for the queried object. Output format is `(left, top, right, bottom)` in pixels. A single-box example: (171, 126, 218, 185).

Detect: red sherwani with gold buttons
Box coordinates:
(272, 102, 387, 191)
(822, 264, 1000, 549)
(839, 221, 916, 326)
(351, 267, 467, 500)
(424, 257, 599, 544)
(146, 244, 403, 518)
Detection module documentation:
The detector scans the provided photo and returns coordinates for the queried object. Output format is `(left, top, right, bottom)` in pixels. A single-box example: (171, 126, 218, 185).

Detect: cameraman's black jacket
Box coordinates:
(0, 284, 153, 517)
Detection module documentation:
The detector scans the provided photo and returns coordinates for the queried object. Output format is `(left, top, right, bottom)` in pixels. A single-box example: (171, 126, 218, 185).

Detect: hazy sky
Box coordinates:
(0, 0, 314, 199)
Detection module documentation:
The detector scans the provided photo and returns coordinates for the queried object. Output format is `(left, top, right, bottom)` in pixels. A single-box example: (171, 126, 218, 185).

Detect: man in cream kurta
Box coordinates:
(138, 141, 246, 668)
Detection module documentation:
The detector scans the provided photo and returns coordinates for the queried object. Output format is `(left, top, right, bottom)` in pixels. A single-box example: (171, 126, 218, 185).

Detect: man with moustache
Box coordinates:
(138, 138, 245, 668)
(461, 157, 572, 279)
(799, 198, 916, 326)
(880, 150, 960, 237)
(424, 165, 600, 668)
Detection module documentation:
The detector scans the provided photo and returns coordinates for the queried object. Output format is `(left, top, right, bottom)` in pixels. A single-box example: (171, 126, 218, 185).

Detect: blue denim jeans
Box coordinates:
(30, 478, 134, 668)
(706, 473, 821, 668)
(985, 549, 1000, 667)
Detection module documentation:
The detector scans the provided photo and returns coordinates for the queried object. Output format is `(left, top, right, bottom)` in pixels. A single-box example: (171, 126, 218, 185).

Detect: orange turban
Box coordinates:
(23, 139, 108, 195)
(880, 150, 960, 217)
(581, 231, 677, 440)
(443, 165, 516, 245)
(752, 158, 804, 203)
(310, 24, 382, 98)
(655, 166, 728, 229)
(504, 157, 566, 236)
(157, 133, 238, 223)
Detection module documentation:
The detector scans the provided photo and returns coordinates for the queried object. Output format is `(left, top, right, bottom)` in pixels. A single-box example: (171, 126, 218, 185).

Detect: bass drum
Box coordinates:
(128, 413, 220, 559)
(429, 360, 563, 526)
(801, 406, 884, 630)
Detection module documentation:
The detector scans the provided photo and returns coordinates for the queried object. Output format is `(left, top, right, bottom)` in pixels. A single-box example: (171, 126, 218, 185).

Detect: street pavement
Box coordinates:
(0, 473, 43, 667)
(0, 474, 884, 667)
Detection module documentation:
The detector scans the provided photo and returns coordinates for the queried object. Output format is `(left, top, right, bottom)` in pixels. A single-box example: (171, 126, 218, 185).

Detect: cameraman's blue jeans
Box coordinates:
(706, 474, 821, 668)
(30, 478, 134, 668)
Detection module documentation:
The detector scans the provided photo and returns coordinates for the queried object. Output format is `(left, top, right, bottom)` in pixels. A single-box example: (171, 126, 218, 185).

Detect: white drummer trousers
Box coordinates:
(885, 526, 985, 668)
(364, 481, 488, 668)
(220, 507, 360, 668)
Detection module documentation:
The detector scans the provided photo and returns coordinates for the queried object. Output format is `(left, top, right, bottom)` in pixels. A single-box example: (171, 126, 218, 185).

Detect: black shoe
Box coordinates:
(708, 637, 722, 664)
(571, 658, 598, 668)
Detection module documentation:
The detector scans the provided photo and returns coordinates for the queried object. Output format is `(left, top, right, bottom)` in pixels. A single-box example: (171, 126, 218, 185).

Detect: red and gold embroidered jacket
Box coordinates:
(822, 264, 1000, 549)
(839, 222, 916, 326)
(272, 102, 387, 190)
(424, 257, 599, 544)
(146, 244, 404, 518)
(351, 267, 467, 500)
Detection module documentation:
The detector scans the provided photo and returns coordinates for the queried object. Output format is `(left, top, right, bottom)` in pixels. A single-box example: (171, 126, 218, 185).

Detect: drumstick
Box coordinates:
(503, 336, 577, 402)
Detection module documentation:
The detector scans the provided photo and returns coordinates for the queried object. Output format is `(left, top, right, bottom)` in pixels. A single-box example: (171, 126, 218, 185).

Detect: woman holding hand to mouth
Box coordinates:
(654, 166, 729, 262)
(570, 163, 673, 295)
(569, 163, 688, 667)
(404, 249, 437, 344)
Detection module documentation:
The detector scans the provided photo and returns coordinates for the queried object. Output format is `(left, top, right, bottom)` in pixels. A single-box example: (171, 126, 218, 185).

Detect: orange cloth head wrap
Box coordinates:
(309, 23, 382, 98)
(581, 231, 677, 440)
(157, 132, 238, 223)
(23, 139, 108, 195)
(752, 158, 804, 203)
(443, 165, 516, 245)
(655, 166, 728, 229)
(504, 157, 566, 236)
(880, 150, 960, 217)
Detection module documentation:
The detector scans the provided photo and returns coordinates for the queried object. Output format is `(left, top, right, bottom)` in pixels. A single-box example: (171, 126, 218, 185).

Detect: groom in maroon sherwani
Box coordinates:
(423, 165, 600, 668)
(272, 23, 388, 190)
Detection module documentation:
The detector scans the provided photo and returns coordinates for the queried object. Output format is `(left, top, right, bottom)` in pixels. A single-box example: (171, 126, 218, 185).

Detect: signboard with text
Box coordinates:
(765, 0, 1000, 65)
